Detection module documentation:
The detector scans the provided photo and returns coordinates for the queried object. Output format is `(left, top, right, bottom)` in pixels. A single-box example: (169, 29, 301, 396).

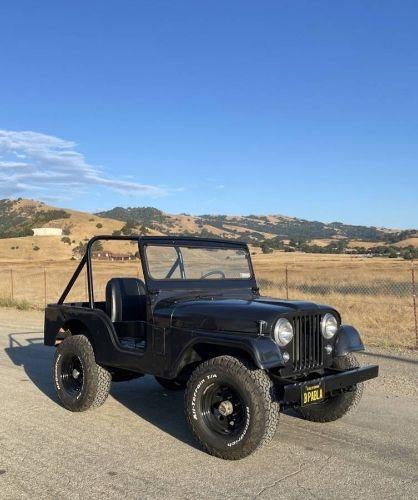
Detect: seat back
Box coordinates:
(105, 278, 147, 322)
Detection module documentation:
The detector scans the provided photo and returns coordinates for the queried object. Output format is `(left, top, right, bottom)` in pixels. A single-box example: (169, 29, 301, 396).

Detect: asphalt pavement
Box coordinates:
(0, 309, 417, 499)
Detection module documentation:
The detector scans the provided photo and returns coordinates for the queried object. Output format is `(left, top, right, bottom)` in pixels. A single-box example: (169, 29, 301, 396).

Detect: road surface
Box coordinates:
(0, 309, 417, 499)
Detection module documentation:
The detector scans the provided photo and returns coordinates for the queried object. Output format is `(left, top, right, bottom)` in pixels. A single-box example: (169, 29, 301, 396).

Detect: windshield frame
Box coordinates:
(140, 237, 255, 284)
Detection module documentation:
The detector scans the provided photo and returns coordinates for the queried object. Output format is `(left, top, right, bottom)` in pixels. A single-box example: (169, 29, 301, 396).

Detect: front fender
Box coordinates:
(172, 332, 285, 378)
(239, 335, 286, 369)
(334, 325, 364, 357)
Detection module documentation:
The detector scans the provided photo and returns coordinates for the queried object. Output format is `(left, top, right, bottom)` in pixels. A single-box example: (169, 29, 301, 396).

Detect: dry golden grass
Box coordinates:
(0, 250, 416, 349)
(0, 199, 168, 261)
(1, 199, 417, 263)
(394, 236, 418, 248)
(253, 252, 416, 348)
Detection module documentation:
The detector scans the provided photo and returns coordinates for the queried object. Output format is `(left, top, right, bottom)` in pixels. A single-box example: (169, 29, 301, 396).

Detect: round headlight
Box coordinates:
(321, 313, 338, 339)
(274, 318, 294, 347)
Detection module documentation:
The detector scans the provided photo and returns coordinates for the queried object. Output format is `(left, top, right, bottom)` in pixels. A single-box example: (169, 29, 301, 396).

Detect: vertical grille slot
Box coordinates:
(291, 314, 322, 371)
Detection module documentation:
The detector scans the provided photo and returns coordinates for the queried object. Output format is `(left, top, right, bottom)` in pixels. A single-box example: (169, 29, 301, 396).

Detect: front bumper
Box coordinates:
(280, 364, 379, 406)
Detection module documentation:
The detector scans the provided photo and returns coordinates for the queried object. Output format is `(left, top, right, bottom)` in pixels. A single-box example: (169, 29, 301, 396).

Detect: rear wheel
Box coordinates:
(53, 335, 111, 412)
(297, 353, 363, 422)
(185, 356, 279, 460)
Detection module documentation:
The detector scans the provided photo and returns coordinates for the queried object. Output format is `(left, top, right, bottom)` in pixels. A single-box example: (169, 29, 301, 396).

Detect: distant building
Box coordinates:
(92, 251, 133, 261)
(32, 227, 63, 236)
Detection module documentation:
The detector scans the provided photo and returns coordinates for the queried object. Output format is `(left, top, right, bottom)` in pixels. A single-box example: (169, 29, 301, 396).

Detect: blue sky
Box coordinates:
(0, 1, 417, 229)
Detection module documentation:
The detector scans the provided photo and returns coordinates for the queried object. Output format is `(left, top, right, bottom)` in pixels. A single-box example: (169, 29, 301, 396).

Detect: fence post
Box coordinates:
(44, 268, 47, 307)
(412, 261, 418, 349)
(285, 265, 289, 300)
(10, 269, 14, 301)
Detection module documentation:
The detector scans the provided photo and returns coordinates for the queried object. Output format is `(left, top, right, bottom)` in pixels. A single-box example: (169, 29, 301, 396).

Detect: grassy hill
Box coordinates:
(0, 198, 416, 261)
(96, 206, 417, 245)
(0, 199, 161, 261)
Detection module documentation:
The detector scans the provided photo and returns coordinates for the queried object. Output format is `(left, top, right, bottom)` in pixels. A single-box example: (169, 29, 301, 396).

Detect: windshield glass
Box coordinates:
(145, 245, 252, 280)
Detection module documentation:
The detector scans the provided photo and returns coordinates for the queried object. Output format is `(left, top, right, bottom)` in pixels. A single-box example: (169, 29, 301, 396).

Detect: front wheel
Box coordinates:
(185, 356, 279, 460)
(297, 353, 364, 422)
(53, 335, 111, 412)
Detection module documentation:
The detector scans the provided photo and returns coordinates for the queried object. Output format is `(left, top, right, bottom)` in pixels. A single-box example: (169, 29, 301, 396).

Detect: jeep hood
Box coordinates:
(153, 296, 335, 334)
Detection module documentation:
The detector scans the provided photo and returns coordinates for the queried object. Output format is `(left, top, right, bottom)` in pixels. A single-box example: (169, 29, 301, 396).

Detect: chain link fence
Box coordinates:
(0, 259, 417, 349)
(257, 261, 417, 349)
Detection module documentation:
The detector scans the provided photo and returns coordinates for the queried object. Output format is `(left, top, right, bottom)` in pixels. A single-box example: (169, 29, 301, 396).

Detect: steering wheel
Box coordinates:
(201, 269, 226, 279)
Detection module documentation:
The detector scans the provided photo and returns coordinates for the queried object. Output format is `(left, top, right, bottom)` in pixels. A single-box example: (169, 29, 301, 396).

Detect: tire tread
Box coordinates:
(185, 355, 279, 460)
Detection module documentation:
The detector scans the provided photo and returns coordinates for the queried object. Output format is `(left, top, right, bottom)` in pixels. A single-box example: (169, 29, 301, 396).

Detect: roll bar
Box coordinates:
(58, 235, 140, 308)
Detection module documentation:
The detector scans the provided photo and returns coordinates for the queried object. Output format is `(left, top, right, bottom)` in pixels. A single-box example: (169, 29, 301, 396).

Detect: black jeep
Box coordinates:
(45, 236, 378, 460)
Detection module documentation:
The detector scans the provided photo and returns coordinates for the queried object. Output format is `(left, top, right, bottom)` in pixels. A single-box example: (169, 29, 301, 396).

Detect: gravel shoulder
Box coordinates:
(0, 309, 417, 499)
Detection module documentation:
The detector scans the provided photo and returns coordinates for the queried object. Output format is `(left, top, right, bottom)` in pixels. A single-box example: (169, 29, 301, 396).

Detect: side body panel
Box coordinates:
(44, 304, 285, 378)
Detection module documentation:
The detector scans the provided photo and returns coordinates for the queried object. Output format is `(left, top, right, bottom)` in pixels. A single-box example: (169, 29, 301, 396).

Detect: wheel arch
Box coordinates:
(334, 325, 365, 357)
(61, 318, 97, 348)
(172, 335, 285, 379)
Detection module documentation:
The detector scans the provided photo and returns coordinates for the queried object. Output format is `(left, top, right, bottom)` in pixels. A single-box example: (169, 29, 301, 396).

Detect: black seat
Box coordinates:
(105, 278, 147, 322)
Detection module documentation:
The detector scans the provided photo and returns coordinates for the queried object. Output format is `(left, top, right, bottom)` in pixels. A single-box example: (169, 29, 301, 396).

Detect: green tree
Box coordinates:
(261, 243, 273, 254)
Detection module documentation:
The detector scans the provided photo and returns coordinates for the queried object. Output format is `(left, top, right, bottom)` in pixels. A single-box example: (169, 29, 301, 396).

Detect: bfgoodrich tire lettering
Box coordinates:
(53, 335, 111, 412)
(185, 356, 279, 460)
(297, 353, 364, 422)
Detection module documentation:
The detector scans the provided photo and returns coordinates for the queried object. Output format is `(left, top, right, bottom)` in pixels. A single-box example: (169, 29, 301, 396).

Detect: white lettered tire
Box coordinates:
(185, 356, 279, 460)
(53, 335, 111, 412)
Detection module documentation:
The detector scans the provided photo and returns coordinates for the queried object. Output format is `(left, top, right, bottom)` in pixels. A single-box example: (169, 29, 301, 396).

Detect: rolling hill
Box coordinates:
(96, 206, 417, 245)
(0, 198, 416, 261)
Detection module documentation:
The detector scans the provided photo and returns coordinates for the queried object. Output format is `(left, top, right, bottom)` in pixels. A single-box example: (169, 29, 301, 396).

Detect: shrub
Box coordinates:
(33, 246, 40, 251)
(96, 223, 103, 228)
(61, 236, 72, 245)
(261, 243, 273, 254)
(0, 296, 33, 310)
(93, 240, 103, 251)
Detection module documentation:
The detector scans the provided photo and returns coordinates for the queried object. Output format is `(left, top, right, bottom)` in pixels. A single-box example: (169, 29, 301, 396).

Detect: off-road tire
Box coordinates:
(297, 353, 363, 422)
(155, 376, 186, 391)
(53, 335, 111, 412)
(185, 356, 279, 460)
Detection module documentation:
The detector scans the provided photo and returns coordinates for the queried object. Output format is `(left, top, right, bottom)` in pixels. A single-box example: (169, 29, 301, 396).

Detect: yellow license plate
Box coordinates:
(301, 381, 325, 406)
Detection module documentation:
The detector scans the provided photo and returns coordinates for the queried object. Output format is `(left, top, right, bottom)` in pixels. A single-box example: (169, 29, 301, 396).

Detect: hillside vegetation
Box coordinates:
(0, 198, 416, 261)
(96, 205, 416, 242)
(96, 205, 418, 258)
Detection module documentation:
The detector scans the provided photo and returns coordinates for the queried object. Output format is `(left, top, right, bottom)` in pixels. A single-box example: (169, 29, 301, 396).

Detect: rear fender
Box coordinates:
(44, 305, 143, 372)
(334, 325, 365, 357)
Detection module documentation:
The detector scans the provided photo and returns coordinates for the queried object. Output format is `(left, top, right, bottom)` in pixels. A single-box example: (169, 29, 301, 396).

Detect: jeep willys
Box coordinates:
(44, 236, 378, 459)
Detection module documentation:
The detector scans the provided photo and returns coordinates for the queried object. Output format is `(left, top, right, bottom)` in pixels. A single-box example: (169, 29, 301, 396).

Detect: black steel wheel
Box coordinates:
(200, 382, 246, 438)
(185, 356, 279, 460)
(60, 354, 84, 397)
(53, 335, 111, 412)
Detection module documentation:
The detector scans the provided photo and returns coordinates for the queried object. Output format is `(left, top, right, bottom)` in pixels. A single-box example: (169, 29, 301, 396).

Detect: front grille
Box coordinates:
(291, 314, 323, 371)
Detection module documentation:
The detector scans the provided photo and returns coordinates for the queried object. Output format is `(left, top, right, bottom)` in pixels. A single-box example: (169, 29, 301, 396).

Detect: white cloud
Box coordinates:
(0, 129, 170, 200)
